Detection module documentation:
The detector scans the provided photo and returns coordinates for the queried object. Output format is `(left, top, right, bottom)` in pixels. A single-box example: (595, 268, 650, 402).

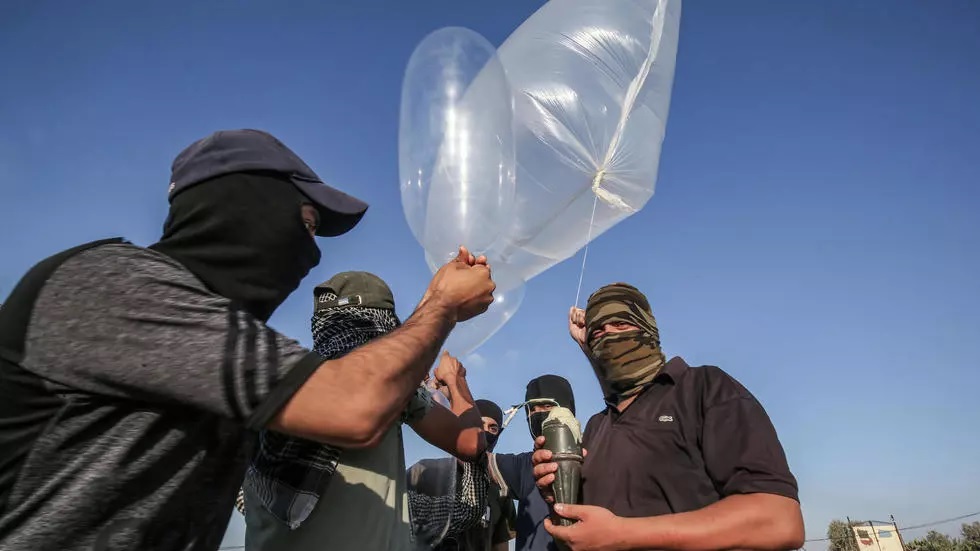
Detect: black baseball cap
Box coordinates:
(168, 129, 369, 237)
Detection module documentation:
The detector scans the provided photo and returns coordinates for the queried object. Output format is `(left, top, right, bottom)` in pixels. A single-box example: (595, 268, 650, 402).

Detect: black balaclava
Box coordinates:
(475, 399, 503, 451)
(150, 172, 321, 322)
(524, 374, 576, 440)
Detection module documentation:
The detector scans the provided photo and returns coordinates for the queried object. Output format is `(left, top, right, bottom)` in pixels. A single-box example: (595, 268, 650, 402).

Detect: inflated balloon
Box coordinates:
(399, 26, 516, 264)
(441, 266, 525, 358)
(481, 0, 682, 282)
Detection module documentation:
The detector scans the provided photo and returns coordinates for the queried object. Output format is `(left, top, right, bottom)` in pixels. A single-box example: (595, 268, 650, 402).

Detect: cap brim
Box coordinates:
(292, 177, 369, 237)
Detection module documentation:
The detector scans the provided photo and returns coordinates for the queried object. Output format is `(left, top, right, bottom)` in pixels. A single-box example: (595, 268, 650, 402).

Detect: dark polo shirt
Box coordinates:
(580, 357, 798, 517)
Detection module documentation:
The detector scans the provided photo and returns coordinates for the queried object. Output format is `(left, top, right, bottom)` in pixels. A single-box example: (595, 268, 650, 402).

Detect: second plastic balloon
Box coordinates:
(399, 26, 516, 265)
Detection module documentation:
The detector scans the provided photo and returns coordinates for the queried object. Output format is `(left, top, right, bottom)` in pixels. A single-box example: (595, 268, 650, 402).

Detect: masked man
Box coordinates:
(532, 283, 804, 551)
(0, 129, 495, 550)
(242, 272, 490, 551)
(487, 376, 577, 551)
(424, 399, 516, 551)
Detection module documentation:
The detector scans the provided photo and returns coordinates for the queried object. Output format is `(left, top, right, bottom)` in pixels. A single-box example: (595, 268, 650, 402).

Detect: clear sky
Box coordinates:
(2, 1, 978, 549)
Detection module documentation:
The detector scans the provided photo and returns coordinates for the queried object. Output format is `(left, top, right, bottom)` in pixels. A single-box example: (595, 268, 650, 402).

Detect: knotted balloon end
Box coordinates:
(590, 169, 635, 213)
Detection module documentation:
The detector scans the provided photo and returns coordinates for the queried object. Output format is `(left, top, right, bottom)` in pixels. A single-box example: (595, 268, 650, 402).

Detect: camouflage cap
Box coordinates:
(314, 271, 395, 312)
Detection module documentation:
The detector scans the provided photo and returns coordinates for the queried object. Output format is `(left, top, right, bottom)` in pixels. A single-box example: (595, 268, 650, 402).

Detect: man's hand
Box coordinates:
(410, 351, 486, 460)
(545, 504, 630, 551)
(434, 351, 465, 391)
(531, 435, 587, 505)
(569, 306, 587, 348)
(455, 245, 489, 267)
(424, 246, 495, 322)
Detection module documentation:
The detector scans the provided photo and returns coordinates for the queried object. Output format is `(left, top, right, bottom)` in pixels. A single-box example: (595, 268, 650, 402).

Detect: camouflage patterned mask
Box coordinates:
(584, 283, 665, 404)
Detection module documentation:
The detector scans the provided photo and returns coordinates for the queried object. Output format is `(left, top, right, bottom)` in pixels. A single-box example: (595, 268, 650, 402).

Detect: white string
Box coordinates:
(574, 193, 600, 307)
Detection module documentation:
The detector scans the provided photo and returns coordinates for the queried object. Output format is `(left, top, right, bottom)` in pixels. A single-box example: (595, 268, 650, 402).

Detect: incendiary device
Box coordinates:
(541, 406, 582, 527)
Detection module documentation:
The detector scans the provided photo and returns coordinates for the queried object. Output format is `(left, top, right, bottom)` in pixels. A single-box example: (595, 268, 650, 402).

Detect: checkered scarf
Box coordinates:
(239, 303, 398, 528)
(408, 457, 492, 548)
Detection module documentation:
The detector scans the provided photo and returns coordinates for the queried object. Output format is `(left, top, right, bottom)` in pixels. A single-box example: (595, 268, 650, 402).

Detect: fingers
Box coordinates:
(532, 451, 556, 472)
(535, 471, 556, 489)
(454, 246, 492, 269)
(537, 478, 555, 503)
(533, 435, 546, 451)
(454, 246, 469, 265)
(552, 503, 585, 520)
(455, 246, 477, 266)
(543, 518, 570, 539)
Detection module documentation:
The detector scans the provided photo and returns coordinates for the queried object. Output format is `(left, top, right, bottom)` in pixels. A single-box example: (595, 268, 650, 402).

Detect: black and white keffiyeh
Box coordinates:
(240, 303, 399, 528)
(310, 302, 400, 358)
(407, 457, 492, 548)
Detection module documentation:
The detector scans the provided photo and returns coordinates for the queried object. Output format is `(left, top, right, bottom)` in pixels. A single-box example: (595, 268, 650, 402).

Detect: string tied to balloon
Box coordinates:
(574, 0, 670, 308)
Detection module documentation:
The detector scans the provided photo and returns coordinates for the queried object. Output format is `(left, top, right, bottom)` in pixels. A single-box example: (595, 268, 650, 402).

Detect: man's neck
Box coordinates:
(615, 394, 639, 413)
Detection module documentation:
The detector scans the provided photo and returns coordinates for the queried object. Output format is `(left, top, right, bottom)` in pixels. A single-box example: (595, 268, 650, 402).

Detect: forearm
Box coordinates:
(621, 494, 804, 551)
(270, 296, 456, 447)
(446, 377, 486, 458)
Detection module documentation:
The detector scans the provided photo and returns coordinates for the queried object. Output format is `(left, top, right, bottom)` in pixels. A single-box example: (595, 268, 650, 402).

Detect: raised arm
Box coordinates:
(409, 352, 486, 461)
(270, 248, 495, 448)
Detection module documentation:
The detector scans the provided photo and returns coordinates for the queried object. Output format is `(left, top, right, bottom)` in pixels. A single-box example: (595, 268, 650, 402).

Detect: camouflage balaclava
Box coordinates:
(584, 283, 665, 404)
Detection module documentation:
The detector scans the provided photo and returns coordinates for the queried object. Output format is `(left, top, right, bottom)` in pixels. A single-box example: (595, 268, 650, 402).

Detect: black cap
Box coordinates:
(525, 374, 576, 416)
(168, 129, 369, 237)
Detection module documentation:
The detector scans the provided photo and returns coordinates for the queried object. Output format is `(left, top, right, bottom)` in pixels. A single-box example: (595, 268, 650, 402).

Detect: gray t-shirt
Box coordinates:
(0, 243, 321, 550)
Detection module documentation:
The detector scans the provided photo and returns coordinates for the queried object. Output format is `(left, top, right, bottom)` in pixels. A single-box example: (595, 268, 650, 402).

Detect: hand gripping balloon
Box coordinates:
(541, 406, 583, 527)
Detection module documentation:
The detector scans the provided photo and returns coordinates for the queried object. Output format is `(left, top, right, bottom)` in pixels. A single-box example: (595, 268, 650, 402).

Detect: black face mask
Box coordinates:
(151, 173, 321, 321)
(527, 411, 550, 440)
(524, 374, 576, 441)
(485, 432, 499, 452)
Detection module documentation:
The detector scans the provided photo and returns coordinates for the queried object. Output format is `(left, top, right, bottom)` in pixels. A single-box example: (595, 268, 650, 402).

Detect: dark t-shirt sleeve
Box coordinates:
(22, 244, 319, 429)
(700, 370, 799, 501)
(489, 452, 532, 501)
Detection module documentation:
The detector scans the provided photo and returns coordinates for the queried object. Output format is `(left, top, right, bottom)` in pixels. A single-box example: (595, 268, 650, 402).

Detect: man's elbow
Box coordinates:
(768, 501, 805, 550)
(777, 524, 805, 550)
(454, 432, 487, 462)
(785, 518, 805, 550)
(341, 408, 400, 449)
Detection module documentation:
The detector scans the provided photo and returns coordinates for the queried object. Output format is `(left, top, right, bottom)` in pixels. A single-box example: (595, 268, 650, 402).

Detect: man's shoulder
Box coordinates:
(60, 241, 193, 282)
(583, 409, 607, 434)
(28, 241, 227, 354)
(44, 242, 211, 306)
(683, 362, 755, 405)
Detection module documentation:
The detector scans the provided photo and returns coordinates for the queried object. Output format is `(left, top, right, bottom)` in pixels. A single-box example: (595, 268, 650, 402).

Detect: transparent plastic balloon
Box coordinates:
(477, 0, 683, 282)
(399, 26, 516, 264)
(441, 266, 525, 358)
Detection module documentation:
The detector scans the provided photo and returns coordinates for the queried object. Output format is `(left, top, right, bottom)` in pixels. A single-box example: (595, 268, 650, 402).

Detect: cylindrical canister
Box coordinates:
(541, 407, 583, 528)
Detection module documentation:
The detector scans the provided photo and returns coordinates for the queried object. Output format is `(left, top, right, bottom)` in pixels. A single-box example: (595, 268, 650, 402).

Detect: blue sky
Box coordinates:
(2, 1, 978, 549)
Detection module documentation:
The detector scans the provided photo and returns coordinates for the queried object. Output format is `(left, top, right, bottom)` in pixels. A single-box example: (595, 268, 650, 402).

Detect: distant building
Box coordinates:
(852, 521, 905, 551)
